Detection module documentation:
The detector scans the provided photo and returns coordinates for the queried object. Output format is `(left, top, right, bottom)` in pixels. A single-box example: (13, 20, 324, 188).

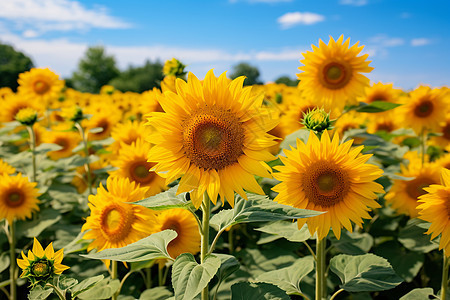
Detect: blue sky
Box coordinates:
(0, 0, 449, 89)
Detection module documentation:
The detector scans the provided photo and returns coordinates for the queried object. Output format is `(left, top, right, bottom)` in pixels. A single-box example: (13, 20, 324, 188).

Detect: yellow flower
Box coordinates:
(146, 70, 278, 208)
(15, 107, 38, 126)
(0, 159, 16, 175)
(0, 174, 40, 223)
(0, 93, 41, 122)
(71, 160, 106, 194)
(109, 120, 153, 155)
(110, 139, 166, 197)
(43, 127, 81, 160)
(163, 58, 186, 78)
(273, 130, 384, 240)
(357, 82, 402, 105)
(155, 208, 200, 258)
(18, 68, 64, 105)
(81, 177, 158, 252)
(83, 110, 120, 141)
(334, 111, 367, 142)
(417, 168, 450, 255)
(429, 113, 450, 151)
(298, 35, 373, 112)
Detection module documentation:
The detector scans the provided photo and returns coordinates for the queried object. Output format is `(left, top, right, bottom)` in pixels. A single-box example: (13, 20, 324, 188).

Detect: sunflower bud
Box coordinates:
(62, 105, 83, 123)
(302, 108, 333, 135)
(163, 58, 187, 78)
(15, 108, 38, 126)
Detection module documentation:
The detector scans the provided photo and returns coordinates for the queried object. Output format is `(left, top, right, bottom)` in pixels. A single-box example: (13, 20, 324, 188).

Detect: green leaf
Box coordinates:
(230, 282, 290, 300)
(329, 231, 374, 255)
(76, 278, 120, 300)
(236, 248, 296, 278)
(256, 221, 311, 243)
(82, 230, 177, 261)
(139, 287, 173, 300)
(70, 275, 104, 298)
(172, 253, 221, 300)
(256, 256, 314, 295)
(214, 254, 240, 292)
(34, 143, 63, 154)
(279, 129, 310, 150)
(210, 193, 322, 232)
(132, 186, 194, 211)
(398, 219, 438, 253)
(28, 286, 54, 300)
(330, 254, 403, 292)
(16, 208, 61, 238)
(356, 101, 401, 113)
(399, 288, 436, 300)
(0, 252, 10, 273)
(89, 127, 104, 133)
(57, 276, 78, 290)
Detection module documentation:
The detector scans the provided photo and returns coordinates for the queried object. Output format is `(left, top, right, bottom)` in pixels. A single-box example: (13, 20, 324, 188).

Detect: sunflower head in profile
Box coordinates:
(155, 208, 200, 259)
(417, 168, 450, 254)
(0, 174, 40, 223)
(81, 177, 158, 253)
(17, 237, 69, 287)
(0, 159, 16, 175)
(398, 86, 448, 134)
(272, 130, 384, 240)
(18, 68, 64, 105)
(385, 152, 441, 217)
(110, 138, 166, 197)
(297, 35, 373, 112)
(146, 70, 278, 208)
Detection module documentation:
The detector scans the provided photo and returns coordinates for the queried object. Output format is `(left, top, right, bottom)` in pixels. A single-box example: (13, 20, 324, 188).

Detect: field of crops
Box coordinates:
(0, 36, 449, 300)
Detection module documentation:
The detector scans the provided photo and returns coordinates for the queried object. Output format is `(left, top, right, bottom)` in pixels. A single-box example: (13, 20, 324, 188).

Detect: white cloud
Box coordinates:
(339, 0, 368, 6)
(277, 12, 325, 29)
(411, 38, 432, 47)
(0, 0, 130, 36)
(364, 34, 405, 58)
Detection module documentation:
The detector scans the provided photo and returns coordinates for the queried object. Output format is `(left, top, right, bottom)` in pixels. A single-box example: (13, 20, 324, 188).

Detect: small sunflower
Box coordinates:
(0, 174, 40, 223)
(81, 177, 158, 252)
(385, 152, 441, 217)
(155, 208, 200, 258)
(146, 70, 278, 208)
(17, 237, 69, 286)
(0, 94, 41, 122)
(366, 112, 401, 135)
(17, 68, 64, 105)
(334, 111, 367, 142)
(109, 120, 153, 155)
(83, 110, 120, 141)
(0, 159, 16, 175)
(15, 107, 38, 126)
(398, 86, 448, 134)
(110, 139, 166, 197)
(273, 130, 384, 240)
(297, 35, 373, 112)
(43, 128, 81, 160)
(357, 82, 402, 104)
(417, 168, 450, 254)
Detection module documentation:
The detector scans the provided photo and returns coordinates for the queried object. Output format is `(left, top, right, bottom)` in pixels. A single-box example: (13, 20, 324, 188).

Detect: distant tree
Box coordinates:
(109, 60, 164, 93)
(229, 62, 263, 86)
(0, 42, 34, 91)
(275, 75, 299, 87)
(71, 46, 120, 93)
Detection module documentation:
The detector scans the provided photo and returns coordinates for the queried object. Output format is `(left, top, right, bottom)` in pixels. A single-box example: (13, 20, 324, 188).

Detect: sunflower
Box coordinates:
(83, 109, 120, 141)
(82, 177, 158, 252)
(417, 168, 450, 254)
(280, 98, 320, 136)
(146, 70, 278, 208)
(398, 86, 448, 134)
(17, 68, 64, 105)
(0, 87, 13, 100)
(139, 88, 165, 117)
(155, 208, 200, 258)
(334, 111, 367, 143)
(109, 120, 153, 155)
(43, 128, 81, 160)
(429, 114, 450, 151)
(17, 237, 69, 286)
(297, 35, 373, 112)
(0, 93, 41, 122)
(357, 82, 402, 105)
(0, 159, 16, 175)
(161, 75, 177, 94)
(0, 174, 40, 223)
(365, 112, 401, 135)
(385, 152, 441, 217)
(436, 153, 450, 170)
(110, 139, 166, 197)
(272, 130, 384, 240)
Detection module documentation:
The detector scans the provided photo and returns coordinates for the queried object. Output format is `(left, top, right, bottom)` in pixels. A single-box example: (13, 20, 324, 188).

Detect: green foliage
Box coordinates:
(76, 278, 120, 300)
(257, 221, 311, 243)
(28, 285, 53, 300)
(229, 62, 263, 86)
(70, 46, 120, 93)
(139, 287, 173, 300)
(70, 275, 105, 299)
(109, 60, 164, 93)
(230, 282, 290, 299)
(132, 186, 194, 211)
(399, 288, 436, 299)
(355, 101, 402, 113)
(274, 75, 299, 86)
(398, 219, 438, 253)
(0, 42, 34, 91)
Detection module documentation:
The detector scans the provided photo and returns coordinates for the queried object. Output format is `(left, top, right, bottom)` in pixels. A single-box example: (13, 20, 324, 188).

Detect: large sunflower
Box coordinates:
(110, 139, 166, 197)
(297, 35, 373, 112)
(155, 208, 201, 258)
(17, 68, 64, 105)
(146, 70, 278, 208)
(0, 174, 40, 223)
(417, 168, 450, 254)
(272, 130, 384, 240)
(82, 177, 158, 252)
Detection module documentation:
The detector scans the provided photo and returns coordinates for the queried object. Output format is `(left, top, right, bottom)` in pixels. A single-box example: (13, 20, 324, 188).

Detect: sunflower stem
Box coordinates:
(330, 288, 344, 300)
(111, 260, 118, 300)
(442, 251, 449, 300)
(200, 192, 211, 300)
(228, 226, 234, 254)
(75, 122, 92, 196)
(158, 264, 164, 286)
(46, 283, 65, 300)
(315, 236, 326, 300)
(303, 241, 317, 261)
(144, 267, 152, 289)
(8, 220, 16, 300)
(26, 125, 37, 183)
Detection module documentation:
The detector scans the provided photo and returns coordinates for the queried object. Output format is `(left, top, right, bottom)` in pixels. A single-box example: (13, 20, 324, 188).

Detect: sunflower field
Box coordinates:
(0, 35, 449, 300)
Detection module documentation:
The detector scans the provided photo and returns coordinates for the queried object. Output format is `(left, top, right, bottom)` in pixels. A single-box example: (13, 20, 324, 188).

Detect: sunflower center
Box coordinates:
(100, 204, 134, 243)
(369, 93, 387, 103)
(406, 176, 435, 200)
(414, 99, 434, 118)
(183, 106, 245, 171)
(6, 191, 24, 207)
(33, 80, 50, 95)
(376, 122, 394, 132)
(93, 120, 109, 136)
(130, 162, 155, 184)
(32, 261, 50, 277)
(321, 62, 352, 90)
(303, 161, 350, 208)
(55, 138, 68, 150)
(442, 123, 450, 141)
